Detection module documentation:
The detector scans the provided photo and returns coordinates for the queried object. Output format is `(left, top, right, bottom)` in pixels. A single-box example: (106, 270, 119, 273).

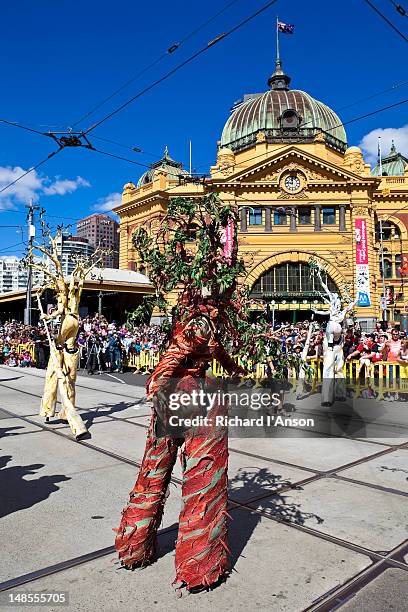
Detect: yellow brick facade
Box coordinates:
(114, 129, 408, 330)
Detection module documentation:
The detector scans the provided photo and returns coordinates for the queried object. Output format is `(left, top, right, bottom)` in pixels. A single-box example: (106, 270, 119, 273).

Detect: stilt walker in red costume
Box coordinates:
(115, 194, 287, 591)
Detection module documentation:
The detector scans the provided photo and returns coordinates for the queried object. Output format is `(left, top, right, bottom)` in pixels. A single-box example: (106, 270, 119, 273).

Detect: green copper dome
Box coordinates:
(137, 146, 189, 186)
(220, 60, 347, 153)
(371, 141, 408, 176)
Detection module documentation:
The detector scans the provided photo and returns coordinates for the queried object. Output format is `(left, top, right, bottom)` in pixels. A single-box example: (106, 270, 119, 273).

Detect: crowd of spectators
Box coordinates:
(265, 319, 408, 363)
(0, 315, 167, 373)
(0, 321, 48, 368)
(76, 314, 166, 374)
(1, 315, 408, 373)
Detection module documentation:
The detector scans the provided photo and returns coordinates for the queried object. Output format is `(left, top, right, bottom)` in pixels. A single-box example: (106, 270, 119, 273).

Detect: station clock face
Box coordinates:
(284, 174, 301, 192)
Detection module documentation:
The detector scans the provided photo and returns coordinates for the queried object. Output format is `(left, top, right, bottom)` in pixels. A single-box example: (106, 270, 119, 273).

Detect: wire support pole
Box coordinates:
(24, 200, 40, 325)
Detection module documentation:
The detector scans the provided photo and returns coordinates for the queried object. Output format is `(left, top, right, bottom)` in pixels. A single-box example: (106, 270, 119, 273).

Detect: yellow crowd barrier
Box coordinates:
(0, 342, 36, 363)
(125, 350, 160, 373)
(2, 344, 407, 398)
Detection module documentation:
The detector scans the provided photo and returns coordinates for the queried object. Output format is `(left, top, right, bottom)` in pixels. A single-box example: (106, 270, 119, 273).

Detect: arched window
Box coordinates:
(375, 221, 401, 241)
(251, 262, 338, 298)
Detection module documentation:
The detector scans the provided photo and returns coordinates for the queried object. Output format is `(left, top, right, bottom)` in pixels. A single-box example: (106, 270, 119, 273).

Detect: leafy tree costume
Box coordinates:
(115, 194, 295, 590)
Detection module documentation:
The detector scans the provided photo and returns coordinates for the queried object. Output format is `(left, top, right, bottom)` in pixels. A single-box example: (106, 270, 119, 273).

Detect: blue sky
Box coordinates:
(0, 0, 407, 255)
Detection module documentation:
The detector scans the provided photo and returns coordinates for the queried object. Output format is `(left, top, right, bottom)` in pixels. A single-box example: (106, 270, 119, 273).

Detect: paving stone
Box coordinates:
(287, 391, 408, 444)
(340, 568, 408, 611)
(227, 451, 313, 503)
(1, 367, 406, 610)
(340, 450, 408, 493)
(0, 417, 42, 435)
(0, 385, 43, 416)
(125, 414, 151, 425)
(247, 478, 408, 552)
(10, 507, 371, 612)
(229, 437, 388, 471)
(26, 414, 114, 433)
(79, 419, 152, 463)
(0, 430, 181, 583)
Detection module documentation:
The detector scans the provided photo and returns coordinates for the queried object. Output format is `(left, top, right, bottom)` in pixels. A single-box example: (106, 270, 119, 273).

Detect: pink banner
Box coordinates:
(222, 217, 234, 263)
(355, 218, 368, 264)
(355, 218, 371, 307)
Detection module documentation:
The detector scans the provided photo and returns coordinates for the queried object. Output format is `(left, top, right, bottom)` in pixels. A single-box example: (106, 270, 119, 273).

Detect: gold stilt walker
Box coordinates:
(29, 226, 105, 439)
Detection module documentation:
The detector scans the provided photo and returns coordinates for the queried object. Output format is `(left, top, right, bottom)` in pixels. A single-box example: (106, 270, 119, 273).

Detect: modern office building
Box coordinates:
(55, 235, 95, 277)
(76, 213, 119, 268)
(0, 256, 47, 294)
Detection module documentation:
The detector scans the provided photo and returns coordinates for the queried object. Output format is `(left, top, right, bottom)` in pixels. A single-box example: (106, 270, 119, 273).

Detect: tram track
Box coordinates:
(5, 366, 408, 446)
(1, 378, 408, 606)
(303, 539, 408, 611)
(0, 524, 179, 593)
(2, 381, 408, 500)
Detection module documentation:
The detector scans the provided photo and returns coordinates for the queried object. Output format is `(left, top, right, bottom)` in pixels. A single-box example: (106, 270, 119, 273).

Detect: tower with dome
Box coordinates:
(114, 56, 408, 329)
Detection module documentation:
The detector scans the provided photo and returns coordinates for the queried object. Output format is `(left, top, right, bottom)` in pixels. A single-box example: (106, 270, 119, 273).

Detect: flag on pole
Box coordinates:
(278, 21, 295, 34)
(378, 136, 383, 175)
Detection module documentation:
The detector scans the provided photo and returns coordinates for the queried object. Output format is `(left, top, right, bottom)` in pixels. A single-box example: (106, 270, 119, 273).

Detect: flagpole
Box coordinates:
(378, 136, 383, 175)
(276, 16, 280, 61)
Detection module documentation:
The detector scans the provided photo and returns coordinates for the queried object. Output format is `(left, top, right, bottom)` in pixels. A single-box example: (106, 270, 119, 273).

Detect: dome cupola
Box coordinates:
(371, 141, 408, 176)
(220, 57, 347, 154)
(137, 146, 189, 186)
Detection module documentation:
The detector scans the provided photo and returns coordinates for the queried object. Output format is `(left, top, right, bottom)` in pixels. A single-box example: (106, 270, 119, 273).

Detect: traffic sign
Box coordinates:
(379, 296, 387, 310)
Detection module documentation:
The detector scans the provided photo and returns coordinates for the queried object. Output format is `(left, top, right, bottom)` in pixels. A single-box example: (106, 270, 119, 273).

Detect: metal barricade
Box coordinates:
(122, 350, 408, 399)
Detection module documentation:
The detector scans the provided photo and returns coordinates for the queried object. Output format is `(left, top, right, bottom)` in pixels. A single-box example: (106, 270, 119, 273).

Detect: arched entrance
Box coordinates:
(249, 260, 342, 324)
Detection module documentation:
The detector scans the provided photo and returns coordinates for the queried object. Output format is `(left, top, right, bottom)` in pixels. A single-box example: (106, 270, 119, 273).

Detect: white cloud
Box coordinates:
(359, 124, 408, 165)
(0, 165, 90, 210)
(43, 176, 90, 196)
(92, 192, 122, 212)
(0, 165, 44, 210)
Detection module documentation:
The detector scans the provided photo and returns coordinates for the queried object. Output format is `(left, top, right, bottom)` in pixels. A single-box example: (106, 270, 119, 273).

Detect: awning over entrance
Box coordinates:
(0, 268, 153, 323)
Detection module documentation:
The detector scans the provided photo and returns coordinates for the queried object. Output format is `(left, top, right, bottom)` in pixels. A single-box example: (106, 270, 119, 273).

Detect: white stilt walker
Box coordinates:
(312, 266, 355, 406)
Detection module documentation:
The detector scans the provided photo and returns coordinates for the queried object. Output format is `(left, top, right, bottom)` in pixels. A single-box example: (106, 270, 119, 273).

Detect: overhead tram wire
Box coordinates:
(92, 96, 408, 184)
(82, 0, 280, 135)
(6, 74, 408, 163)
(0, 151, 61, 197)
(89, 135, 161, 159)
(0, 241, 27, 254)
(0, 118, 47, 138)
(13, 78, 408, 176)
(89, 147, 154, 170)
(0, 30, 406, 203)
(363, 0, 408, 42)
(188, 97, 408, 184)
(0, 1, 282, 197)
(1, 95, 407, 202)
(0, 118, 164, 162)
(86, 76, 407, 163)
(70, 0, 244, 128)
(389, 0, 408, 17)
(89, 78, 408, 174)
(335, 79, 408, 112)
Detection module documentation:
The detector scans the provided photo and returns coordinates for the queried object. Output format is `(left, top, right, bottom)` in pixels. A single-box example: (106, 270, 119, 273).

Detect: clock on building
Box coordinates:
(284, 174, 301, 192)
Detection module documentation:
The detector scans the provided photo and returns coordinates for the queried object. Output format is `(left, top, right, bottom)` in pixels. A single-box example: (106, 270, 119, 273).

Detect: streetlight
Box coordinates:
(270, 299, 276, 328)
(379, 219, 388, 324)
(25, 201, 40, 325)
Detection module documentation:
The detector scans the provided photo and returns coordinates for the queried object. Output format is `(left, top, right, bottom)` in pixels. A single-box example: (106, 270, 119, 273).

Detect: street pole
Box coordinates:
(379, 218, 388, 325)
(24, 201, 40, 325)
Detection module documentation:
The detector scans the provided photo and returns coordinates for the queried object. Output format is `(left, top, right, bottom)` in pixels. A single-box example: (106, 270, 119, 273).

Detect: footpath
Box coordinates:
(0, 365, 407, 611)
